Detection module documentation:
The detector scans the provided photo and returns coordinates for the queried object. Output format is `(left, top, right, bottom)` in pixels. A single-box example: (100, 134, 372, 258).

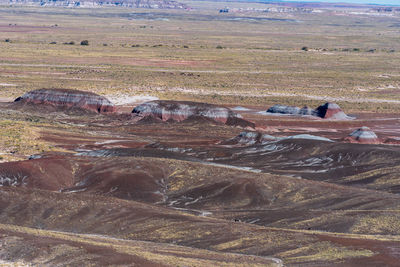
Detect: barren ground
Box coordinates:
(0, 2, 400, 266)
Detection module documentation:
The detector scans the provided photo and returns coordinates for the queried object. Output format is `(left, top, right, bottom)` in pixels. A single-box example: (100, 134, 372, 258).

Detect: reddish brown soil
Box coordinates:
(318, 235, 400, 267)
(1, 100, 400, 266)
(0, 229, 161, 266)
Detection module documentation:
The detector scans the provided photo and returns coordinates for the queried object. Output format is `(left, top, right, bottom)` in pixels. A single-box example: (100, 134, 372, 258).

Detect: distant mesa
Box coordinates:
(132, 100, 255, 128)
(14, 88, 116, 114)
(266, 102, 352, 120)
(345, 126, 380, 144)
(7, 0, 188, 9)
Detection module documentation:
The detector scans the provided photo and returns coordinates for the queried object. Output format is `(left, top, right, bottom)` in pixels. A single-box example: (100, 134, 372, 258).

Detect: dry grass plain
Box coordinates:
(0, 3, 400, 113)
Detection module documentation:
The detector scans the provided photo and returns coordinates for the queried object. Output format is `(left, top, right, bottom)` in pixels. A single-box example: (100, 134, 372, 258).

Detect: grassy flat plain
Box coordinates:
(0, 3, 400, 113)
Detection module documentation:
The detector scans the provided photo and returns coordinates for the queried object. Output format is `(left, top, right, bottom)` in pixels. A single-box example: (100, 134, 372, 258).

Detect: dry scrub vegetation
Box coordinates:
(0, 4, 399, 112)
(0, 119, 59, 161)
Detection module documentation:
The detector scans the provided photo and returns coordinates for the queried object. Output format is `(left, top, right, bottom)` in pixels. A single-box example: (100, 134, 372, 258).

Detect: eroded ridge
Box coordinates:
(14, 88, 116, 114)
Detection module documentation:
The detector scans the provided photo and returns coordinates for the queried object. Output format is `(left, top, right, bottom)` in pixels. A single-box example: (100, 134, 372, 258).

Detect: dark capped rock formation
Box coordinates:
(299, 106, 315, 116)
(266, 102, 351, 120)
(132, 100, 255, 128)
(14, 88, 116, 114)
(314, 102, 350, 119)
(267, 104, 301, 115)
(345, 126, 379, 144)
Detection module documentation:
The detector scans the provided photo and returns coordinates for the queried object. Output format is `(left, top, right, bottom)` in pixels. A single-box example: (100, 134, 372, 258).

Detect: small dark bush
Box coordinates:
(49, 41, 57, 44)
(301, 46, 308, 51)
(80, 40, 89, 46)
(5, 39, 10, 42)
(183, 45, 189, 48)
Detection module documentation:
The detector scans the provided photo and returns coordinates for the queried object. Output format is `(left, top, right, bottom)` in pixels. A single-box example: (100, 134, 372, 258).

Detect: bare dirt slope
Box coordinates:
(1, 96, 400, 266)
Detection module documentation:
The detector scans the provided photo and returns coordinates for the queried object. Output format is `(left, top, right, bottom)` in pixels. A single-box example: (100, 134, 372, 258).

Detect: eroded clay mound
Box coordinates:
(266, 102, 351, 120)
(266, 104, 315, 116)
(222, 131, 332, 146)
(267, 104, 301, 115)
(314, 102, 350, 119)
(221, 131, 276, 146)
(132, 100, 255, 128)
(14, 88, 116, 113)
(345, 126, 380, 144)
(0, 156, 172, 203)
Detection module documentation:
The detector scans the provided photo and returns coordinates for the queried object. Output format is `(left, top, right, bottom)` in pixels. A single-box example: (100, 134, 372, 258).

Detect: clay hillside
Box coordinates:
(1, 2, 400, 267)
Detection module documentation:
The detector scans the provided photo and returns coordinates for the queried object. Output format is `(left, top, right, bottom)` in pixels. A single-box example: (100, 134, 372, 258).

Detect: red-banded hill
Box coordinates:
(132, 100, 255, 128)
(13, 88, 116, 114)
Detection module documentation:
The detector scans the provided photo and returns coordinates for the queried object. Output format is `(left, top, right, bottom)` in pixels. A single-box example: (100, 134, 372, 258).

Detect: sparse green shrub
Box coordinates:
(216, 45, 224, 49)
